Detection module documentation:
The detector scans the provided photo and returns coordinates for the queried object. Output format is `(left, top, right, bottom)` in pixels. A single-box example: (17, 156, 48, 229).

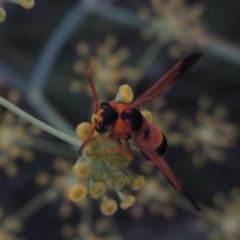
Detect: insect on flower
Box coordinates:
(78, 53, 202, 211)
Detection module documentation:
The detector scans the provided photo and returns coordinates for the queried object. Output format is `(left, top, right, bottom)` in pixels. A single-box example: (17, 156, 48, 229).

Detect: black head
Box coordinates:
(95, 102, 117, 133)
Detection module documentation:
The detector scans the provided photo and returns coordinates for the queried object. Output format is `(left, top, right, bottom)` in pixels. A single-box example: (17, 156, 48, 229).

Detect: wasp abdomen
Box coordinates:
(155, 132, 168, 156)
(140, 122, 168, 160)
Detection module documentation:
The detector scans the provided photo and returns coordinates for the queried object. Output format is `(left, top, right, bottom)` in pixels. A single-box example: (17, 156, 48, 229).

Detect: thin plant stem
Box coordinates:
(5, 0, 19, 4)
(136, 40, 163, 72)
(126, 40, 163, 90)
(102, 161, 115, 179)
(94, 4, 147, 29)
(28, 93, 78, 137)
(0, 60, 28, 94)
(205, 34, 240, 65)
(11, 187, 60, 221)
(29, 0, 88, 93)
(0, 95, 81, 147)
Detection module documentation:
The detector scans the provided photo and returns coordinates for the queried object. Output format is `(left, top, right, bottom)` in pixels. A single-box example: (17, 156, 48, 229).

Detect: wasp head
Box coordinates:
(93, 102, 117, 133)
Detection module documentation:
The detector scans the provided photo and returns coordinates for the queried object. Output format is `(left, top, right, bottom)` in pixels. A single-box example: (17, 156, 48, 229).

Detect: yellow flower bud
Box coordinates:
(120, 157, 131, 167)
(141, 110, 153, 122)
(72, 60, 86, 74)
(75, 42, 89, 56)
(89, 182, 106, 199)
(85, 139, 101, 155)
(113, 175, 127, 190)
(73, 162, 92, 178)
(68, 184, 88, 202)
(100, 199, 118, 216)
(107, 156, 120, 170)
(93, 173, 107, 182)
(130, 175, 145, 190)
(118, 84, 133, 103)
(0, 8, 6, 23)
(76, 122, 92, 140)
(20, 0, 35, 9)
(120, 196, 135, 209)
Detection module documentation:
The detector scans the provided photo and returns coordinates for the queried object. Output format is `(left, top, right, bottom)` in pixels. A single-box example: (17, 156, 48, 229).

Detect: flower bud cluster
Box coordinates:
(1, 0, 35, 23)
(68, 85, 146, 215)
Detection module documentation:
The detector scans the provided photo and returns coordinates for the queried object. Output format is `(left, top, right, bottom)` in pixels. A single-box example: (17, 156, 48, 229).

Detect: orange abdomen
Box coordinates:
(141, 122, 168, 158)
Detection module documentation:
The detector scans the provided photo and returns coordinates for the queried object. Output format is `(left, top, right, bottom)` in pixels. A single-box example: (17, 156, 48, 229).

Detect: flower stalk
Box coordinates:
(0, 96, 81, 147)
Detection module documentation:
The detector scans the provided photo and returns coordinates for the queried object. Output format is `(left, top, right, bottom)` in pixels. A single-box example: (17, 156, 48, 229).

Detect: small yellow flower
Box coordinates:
(75, 42, 89, 56)
(76, 122, 92, 140)
(100, 199, 118, 216)
(113, 175, 127, 190)
(0, 8, 6, 23)
(85, 139, 101, 155)
(72, 60, 86, 74)
(2, 217, 23, 232)
(130, 175, 145, 190)
(120, 196, 135, 209)
(20, 0, 35, 9)
(93, 173, 107, 182)
(89, 182, 107, 199)
(35, 172, 50, 186)
(73, 162, 92, 178)
(68, 184, 88, 202)
(118, 84, 133, 103)
(106, 155, 121, 169)
(141, 110, 153, 122)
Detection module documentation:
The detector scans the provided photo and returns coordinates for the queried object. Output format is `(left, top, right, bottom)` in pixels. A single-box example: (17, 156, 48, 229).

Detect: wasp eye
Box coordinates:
(95, 102, 117, 133)
(97, 122, 109, 133)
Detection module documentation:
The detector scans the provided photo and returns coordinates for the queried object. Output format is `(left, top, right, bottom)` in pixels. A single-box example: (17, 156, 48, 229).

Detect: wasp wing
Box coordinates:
(133, 53, 202, 108)
(133, 136, 201, 211)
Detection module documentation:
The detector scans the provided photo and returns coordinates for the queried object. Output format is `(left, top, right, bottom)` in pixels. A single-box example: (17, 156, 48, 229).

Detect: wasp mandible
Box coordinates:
(78, 53, 202, 211)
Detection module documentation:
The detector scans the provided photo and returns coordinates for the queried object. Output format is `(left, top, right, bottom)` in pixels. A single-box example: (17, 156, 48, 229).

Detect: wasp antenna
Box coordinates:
(86, 69, 99, 113)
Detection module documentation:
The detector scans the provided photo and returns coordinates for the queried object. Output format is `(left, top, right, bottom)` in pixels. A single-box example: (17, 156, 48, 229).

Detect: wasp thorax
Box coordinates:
(95, 102, 118, 133)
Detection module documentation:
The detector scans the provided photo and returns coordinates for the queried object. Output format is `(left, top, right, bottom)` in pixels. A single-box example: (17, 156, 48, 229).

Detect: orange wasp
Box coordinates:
(78, 53, 202, 211)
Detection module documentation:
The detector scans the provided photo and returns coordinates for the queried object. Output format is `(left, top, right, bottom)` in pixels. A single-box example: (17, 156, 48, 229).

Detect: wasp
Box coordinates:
(78, 53, 202, 211)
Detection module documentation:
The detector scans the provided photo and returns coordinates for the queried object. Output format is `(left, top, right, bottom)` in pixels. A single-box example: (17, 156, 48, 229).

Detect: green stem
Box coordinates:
(102, 161, 114, 180)
(12, 186, 60, 221)
(116, 190, 126, 201)
(0, 96, 81, 147)
(5, 0, 20, 4)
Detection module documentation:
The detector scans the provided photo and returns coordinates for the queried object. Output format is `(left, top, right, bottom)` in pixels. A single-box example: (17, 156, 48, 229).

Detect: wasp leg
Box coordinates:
(87, 148, 132, 160)
(77, 125, 96, 157)
(104, 138, 132, 160)
(97, 132, 115, 141)
(124, 139, 134, 160)
(87, 137, 133, 160)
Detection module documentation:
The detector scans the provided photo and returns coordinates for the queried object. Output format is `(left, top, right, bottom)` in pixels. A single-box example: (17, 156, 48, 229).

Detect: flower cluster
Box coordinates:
(61, 219, 123, 240)
(130, 164, 177, 220)
(35, 157, 82, 219)
(70, 35, 142, 98)
(196, 187, 240, 239)
(0, 90, 36, 177)
(0, 0, 35, 23)
(144, 95, 238, 168)
(137, 0, 207, 58)
(0, 206, 23, 240)
(176, 96, 238, 167)
(68, 84, 146, 216)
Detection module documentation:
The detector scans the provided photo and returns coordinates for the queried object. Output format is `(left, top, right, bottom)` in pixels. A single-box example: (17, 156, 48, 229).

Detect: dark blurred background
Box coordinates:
(0, 0, 240, 239)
